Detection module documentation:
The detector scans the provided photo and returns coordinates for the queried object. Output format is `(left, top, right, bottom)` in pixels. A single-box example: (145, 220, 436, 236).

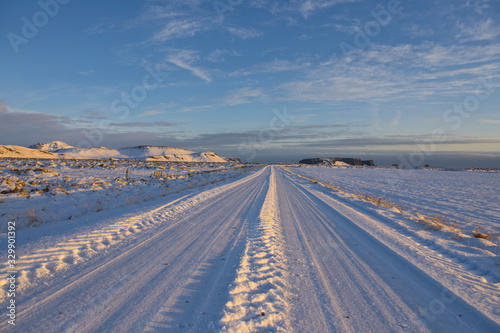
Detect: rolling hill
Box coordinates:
(0, 145, 58, 159)
(4, 141, 227, 162)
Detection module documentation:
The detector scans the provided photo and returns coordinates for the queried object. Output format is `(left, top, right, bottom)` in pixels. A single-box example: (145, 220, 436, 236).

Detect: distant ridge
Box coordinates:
(118, 145, 195, 157)
(0, 145, 58, 159)
(29, 141, 75, 151)
(14, 141, 228, 162)
(300, 157, 375, 166)
(121, 145, 193, 151)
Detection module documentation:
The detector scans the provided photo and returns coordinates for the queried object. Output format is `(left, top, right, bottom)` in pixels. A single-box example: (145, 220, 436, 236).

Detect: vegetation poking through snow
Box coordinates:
(0, 157, 261, 228)
(280, 166, 498, 246)
(472, 224, 493, 240)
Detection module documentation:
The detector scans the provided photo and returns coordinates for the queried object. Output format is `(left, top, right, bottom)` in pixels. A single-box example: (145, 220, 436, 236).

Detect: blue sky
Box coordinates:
(1, 0, 499, 166)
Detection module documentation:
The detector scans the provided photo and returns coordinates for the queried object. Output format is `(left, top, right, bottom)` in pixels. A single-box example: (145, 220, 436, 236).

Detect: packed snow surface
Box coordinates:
(0, 166, 498, 332)
(289, 165, 500, 238)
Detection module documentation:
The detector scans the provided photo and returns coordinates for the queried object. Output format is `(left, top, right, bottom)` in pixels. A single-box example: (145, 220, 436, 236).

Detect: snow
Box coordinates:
(275, 167, 499, 332)
(57, 147, 123, 159)
(0, 165, 498, 332)
(7, 141, 228, 162)
(118, 145, 195, 157)
(333, 161, 350, 167)
(220, 170, 289, 332)
(144, 151, 226, 163)
(0, 157, 245, 229)
(29, 141, 75, 151)
(0, 165, 258, 299)
(289, 165, 500, 240)
(0, 145, 57, 159)
(58, 145, 227, 162)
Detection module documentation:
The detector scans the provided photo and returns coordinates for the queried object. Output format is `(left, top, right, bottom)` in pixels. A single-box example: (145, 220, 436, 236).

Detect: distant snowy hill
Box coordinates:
(145, 151, 226, 163)
(57, 147, 123, 159)
(118, 145, 195, 158)
(120, 146, 226, 162)
(333, 161, 351, 167)
(29, 141, 75, 151)
(19, 142, 227, 162)
(0, 145, 58, 159)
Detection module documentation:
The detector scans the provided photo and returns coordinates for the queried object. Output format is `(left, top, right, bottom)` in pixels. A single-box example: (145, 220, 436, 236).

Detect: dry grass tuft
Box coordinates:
(281, 166, 471, 240)
(26, 208, 44, 227)
(472, 225, 492, 240)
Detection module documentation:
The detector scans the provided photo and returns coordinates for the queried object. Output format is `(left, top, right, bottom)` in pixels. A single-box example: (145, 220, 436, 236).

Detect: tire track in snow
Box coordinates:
(276, 167, 500, 332)
(0, 168, 266, 299)
(0, 167, 270, 332)
(280, 169, 500, 323)
(220, 167, 289, 332)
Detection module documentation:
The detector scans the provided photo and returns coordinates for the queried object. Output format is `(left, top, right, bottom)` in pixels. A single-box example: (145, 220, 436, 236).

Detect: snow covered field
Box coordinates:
(1, 166, 499, 332)
(289, 165, 500, 241)
(0, 158, 247, 228)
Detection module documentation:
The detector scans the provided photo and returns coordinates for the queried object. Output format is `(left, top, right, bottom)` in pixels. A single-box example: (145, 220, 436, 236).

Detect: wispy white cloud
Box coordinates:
(206, 49, 240, 63)
(361, 43, 500, 68)
(78, 70, 93, 76)
(112, 121, 176, 127)
(223, 87, 267, 106)
(248, 0, 360, 19)
(180, 104, 214, 112)
(277, 42, 500, 103)
(138, 4, 189, 21)
(461, 0, 493, 14)
(168, 58, 211, 83)
(139, 0, 264, 43)
(152, 19, 205, 41)
(137, 110, 164, 118)
(292, 0, 360, 18)
(166, 50, 212, 83)
(229, 59, 312, 77)
(227, 26, 262, 39)
(456, 18, 500, 42)
(405, 24, 434, 38)
(86, 18, 116, 34)
(331, 22, 362, 35)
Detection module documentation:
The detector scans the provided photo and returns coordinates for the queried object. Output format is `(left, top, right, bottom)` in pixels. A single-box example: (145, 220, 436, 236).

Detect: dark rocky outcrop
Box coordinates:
(299, 157, 374, 166)
(299, 158, 328, 165)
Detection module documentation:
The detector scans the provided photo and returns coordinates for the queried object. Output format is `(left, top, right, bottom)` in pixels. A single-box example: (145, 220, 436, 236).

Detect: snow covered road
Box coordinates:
(275, 168, 499, 332)
(2, 166, 499, 332)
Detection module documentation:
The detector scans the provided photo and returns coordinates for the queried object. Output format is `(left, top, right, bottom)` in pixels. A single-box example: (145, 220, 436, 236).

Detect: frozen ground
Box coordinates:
(0, 166, 499, 332)
(0, 158, 246, 228)
(288, 165, 500, 240)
